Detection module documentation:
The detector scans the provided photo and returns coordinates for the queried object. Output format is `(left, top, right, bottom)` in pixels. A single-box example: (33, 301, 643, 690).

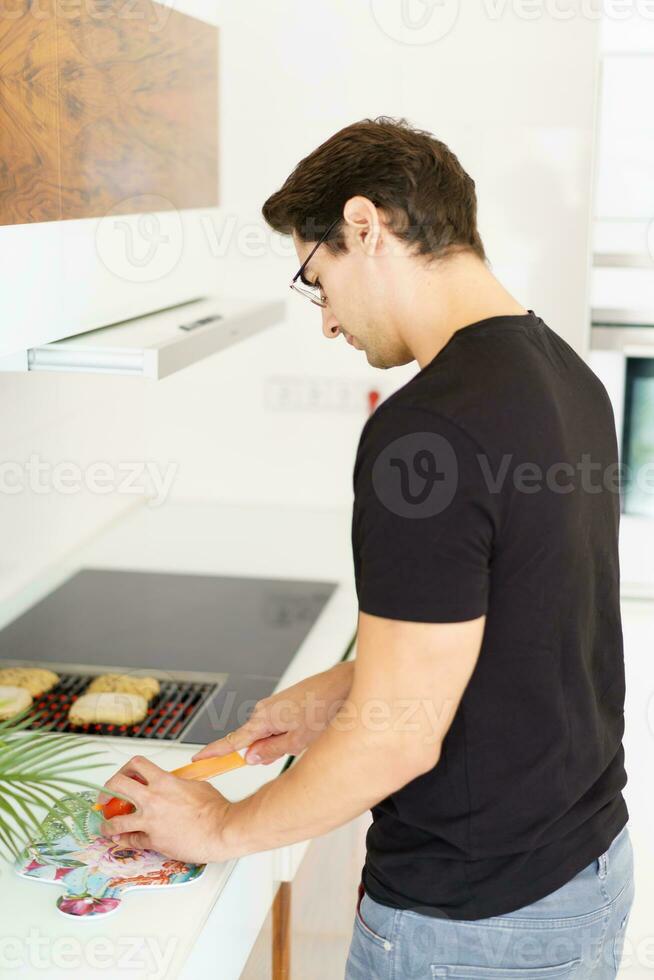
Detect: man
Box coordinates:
(97, 117, 634, 978)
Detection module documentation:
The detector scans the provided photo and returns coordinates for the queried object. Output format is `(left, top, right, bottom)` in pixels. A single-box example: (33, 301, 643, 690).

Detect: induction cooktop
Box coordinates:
(0, 568, 338, 744)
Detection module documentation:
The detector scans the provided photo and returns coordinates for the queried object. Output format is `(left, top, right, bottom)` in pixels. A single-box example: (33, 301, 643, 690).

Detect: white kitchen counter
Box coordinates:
(0, 499, 358, 980)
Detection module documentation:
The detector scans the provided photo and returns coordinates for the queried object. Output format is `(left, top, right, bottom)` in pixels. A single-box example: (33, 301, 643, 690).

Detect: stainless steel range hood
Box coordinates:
(0, 297, 286, 379)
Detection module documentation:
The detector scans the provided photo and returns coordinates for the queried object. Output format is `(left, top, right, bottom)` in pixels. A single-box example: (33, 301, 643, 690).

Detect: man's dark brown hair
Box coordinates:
(262, 115, 486, 262)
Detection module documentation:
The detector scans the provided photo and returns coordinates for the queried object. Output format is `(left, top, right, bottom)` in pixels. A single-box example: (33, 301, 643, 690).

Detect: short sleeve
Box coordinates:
(351, 403, 497, 623)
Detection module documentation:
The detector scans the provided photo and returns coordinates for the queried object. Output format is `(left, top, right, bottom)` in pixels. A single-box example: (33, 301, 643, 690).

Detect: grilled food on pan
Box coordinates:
(0, 667, 59, 697)
(0, 684, 33, 720)
(68, 691, 148, 727)
(86, 673, 160, 702)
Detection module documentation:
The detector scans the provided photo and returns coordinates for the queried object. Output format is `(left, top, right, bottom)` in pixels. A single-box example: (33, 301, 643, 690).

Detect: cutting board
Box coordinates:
(14, 791, 206, 918)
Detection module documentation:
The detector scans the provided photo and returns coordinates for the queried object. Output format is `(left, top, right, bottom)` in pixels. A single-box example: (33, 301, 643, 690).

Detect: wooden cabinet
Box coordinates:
(0, 0, 220, 357)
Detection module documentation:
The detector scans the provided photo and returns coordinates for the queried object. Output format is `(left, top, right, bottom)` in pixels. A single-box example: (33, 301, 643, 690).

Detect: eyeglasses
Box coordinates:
(290, 217, 340, 308)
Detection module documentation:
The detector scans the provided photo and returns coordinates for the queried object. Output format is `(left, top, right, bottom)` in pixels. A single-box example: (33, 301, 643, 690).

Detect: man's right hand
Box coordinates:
(191, 660, 355, 766)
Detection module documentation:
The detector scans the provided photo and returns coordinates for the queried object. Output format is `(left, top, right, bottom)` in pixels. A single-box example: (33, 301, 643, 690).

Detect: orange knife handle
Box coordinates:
(171, 749, 248, 780)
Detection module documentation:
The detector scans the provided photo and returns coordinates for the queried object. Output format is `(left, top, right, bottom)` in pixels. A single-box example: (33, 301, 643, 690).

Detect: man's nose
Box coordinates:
(321, 306, 341, 340)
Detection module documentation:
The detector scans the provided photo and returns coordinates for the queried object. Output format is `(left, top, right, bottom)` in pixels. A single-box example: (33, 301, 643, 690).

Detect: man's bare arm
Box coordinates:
(217, 611, 485, 860)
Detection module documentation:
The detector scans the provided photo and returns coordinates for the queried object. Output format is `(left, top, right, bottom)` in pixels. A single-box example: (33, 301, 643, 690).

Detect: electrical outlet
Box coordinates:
(265, 376, 385, 413)
(265, 377, 304, 411)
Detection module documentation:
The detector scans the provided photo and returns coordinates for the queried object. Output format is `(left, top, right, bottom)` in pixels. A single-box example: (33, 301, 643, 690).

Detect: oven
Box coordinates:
(590, 310, 654, 519)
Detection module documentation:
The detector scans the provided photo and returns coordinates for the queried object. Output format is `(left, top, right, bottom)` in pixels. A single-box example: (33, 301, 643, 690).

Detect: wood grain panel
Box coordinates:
(0, 0, 218, 227)
(56, 0, 218, 219)
(272, 881, 291, 980)
(0, 0, 61, 225)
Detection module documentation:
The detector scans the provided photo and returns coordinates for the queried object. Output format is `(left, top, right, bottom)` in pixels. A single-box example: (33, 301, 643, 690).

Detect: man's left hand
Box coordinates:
(96, 755, 233, 864)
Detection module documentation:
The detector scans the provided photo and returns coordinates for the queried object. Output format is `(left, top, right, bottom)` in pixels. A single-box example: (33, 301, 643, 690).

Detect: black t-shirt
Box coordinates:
(352, 310, 629, 921)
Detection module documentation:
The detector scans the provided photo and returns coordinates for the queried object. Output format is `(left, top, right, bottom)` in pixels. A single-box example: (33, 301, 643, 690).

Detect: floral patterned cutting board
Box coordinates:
(14, 791, 206, 918)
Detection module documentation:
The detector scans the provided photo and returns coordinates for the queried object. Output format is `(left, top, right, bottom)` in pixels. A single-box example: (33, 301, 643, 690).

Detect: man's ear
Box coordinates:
(342, 196, 384, 256)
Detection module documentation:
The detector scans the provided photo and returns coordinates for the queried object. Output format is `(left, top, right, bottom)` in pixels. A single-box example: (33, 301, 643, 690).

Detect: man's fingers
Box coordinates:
(114, 831, 150, 850)
(96, 775, 134, 808)
(246, 732, 295, 764)
(191, 731, 248, 761)
(98, 772, 148, 809)
(191, 688, 309, 762)
(95, 755, 167, 806)
(191, 719, 275, 761)
(100, 811, 143, 838)
(123, 755, 167, 782)
(95, 763, 144, 805)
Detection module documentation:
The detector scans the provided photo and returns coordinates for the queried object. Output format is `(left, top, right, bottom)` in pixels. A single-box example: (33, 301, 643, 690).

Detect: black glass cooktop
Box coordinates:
(0, 568, 338, 744)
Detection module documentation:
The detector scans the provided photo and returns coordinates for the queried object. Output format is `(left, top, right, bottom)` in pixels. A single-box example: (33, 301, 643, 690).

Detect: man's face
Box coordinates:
(291, 226, 414, 370)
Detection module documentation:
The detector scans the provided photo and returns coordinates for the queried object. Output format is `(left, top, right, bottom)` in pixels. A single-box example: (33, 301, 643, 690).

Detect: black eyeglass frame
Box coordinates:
(289, 216, 341, 307)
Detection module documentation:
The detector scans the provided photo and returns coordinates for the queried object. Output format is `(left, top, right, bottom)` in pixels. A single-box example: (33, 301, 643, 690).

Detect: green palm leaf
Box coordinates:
(0, 701, 116, 862)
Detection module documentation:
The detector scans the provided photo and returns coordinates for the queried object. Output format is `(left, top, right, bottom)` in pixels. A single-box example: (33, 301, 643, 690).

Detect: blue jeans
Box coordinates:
(345, 824, 635, 979)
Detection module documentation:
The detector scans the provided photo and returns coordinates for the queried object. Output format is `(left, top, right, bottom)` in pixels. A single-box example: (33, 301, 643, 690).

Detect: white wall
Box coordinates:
(2, 0, 604, 599)
(0, 372, 147, 601)
(146, 0, 601, 508)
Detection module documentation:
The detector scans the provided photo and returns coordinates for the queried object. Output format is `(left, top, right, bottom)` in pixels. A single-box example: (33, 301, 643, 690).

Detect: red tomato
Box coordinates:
(102, 796, 136, 819)
(99, 771, 146, 820)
